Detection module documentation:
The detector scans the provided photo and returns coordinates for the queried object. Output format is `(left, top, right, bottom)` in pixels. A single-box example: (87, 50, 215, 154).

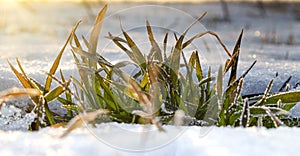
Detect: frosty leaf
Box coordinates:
(250, 106, 290, 117)
(264, 91, 300, 104)
(240, 98, 249, 128)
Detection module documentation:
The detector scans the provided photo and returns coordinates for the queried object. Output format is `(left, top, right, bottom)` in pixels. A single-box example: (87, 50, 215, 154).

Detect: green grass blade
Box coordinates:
(217, 65, 223, 101)
(57, 97, 77, 107)
(122, 27, 146, 68)
(72, 30, 82, 49)
(229, 111, 241, 126)
(250, 106, 290, 116)
(72, 46, 112, 67)
(194, 51, 203, 81)
(96, 74, 119, 111)
(240, 98, 249, 127)
(168, 13, 207, 86)
(202, 95, 218, 125)
(8, 60, 33, 89)
(182, 12, 207, 36)
(59, 70, 72, 103)
(146, 20, 162, 62)
(263, 107, 285, 127)
(182, 31, 231, 57)
(107, 32, 137, 62)
(265, 91, 300, 104)
(169, 34, 183, 86)
(44, 100, 56, 125)
(227, 30, 243, 86)
(282, 103, 296, 111)
(199, 77, 215, 86)
(205, 67, 212, 100)
(105, 33, 127, 43)
(188, 50, 203, 103)
(45, 86, 65, 102)
(72, 77, 96, 109)
(16, 58, 44, 91)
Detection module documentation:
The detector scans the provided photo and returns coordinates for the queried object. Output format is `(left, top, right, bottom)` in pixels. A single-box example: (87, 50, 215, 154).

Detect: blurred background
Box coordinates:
(0, 0, 300, 3)
(0, 0, 300, 94)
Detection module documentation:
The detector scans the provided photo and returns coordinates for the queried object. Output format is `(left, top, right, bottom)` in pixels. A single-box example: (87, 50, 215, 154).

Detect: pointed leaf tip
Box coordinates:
(238, 29, 244, 41)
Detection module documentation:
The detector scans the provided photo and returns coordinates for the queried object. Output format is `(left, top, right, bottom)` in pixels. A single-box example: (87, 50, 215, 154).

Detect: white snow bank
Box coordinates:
(0, 123, 299, 156)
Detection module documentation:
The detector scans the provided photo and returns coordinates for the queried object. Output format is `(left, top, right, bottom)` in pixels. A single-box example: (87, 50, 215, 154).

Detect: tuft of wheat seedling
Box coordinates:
(7, 4, 300, 134)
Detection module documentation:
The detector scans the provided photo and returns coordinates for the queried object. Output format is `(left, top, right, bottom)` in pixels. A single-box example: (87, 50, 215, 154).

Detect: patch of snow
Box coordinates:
(0, 103, 35, 131)
(0, 123, 299, 155)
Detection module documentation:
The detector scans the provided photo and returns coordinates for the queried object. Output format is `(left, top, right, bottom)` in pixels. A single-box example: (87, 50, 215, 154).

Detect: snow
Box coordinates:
(0, 1, 300, 155)
(1, 1, 300, 93)
(0, 123, 299, 155)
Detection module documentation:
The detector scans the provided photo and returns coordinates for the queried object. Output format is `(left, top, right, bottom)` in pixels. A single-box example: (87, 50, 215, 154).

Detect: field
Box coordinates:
(0, 1, 300, 155)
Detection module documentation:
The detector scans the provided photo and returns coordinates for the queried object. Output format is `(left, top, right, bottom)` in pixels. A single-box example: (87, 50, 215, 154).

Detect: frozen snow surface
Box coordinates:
(0, 123, 300, 156)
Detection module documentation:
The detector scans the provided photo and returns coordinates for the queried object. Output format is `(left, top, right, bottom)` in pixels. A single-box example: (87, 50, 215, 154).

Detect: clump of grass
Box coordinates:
(68, 5, 300, 130)
(6, 22, 82, 130)
(5, 5, 300, 134)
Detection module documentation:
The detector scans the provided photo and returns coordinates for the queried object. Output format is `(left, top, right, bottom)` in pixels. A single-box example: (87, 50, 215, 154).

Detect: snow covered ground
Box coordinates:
(1, 1, 300, 155)
(1, 123, 300, 156)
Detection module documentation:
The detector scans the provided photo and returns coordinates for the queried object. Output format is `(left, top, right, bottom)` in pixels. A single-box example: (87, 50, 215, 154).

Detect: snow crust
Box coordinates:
(0, 123, 300, 156)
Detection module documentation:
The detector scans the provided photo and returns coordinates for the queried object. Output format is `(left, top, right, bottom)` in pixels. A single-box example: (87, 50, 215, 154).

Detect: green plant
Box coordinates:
(70, 6, 230, 127)
(68, 5, 300, 129)
(216, 30, 300, 128)
(7, 22, 81, 130)
(7, 4, 300, 134)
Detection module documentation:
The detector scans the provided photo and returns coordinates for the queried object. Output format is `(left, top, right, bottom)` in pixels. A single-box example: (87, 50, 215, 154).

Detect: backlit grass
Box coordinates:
(2, 5, 300, 135)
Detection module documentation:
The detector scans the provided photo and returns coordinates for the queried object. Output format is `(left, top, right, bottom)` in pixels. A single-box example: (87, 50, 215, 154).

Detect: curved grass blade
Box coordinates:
(189, 51, 203, 82)
(16, 58, 44, 91)
(121, 26, 146, 68)
(169, 12, 207, 87)
(182, 31, 231, 57)
(71, 76, 96, 109)
(107, 32, 136, 62)
(0, 88, 39, 101)
(71, 46, 112, 67)
(95, 74, 119, 112)
(264, 91, 300, 104)
(8, 60, 33, 89)
(45, 20, 81, 93)
(7, 60, 42, 104)
(88, 4, 107, 68)
(146, 20, 162, 62)
(250, 106, 290, 116)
